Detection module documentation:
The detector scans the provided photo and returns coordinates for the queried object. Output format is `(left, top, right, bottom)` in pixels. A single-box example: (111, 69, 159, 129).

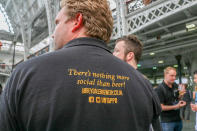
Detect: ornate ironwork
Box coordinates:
(126, 0, 197, 34)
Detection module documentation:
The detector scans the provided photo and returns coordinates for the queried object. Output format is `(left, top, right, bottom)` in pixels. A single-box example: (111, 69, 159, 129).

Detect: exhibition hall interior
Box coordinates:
(0, 0, 197, 130)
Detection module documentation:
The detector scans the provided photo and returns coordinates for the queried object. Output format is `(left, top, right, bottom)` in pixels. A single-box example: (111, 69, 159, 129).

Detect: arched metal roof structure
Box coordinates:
(0, 3, 14, 33)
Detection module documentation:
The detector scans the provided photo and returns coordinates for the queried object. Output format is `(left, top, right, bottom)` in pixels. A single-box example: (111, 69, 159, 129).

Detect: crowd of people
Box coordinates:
(0, 0, 196, 131)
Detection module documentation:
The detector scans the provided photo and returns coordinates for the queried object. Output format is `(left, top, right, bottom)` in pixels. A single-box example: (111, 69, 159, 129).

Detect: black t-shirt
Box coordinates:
(155, 81, 181, 122)
(0, 37, 161, 131)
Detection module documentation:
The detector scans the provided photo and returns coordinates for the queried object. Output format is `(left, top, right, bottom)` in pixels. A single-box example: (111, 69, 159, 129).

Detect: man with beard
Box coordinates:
(113, 35, 161, 131)
(113, 35, 142, 69)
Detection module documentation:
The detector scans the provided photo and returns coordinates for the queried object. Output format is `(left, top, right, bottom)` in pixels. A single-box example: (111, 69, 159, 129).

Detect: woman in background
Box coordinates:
(180, 84, 192, 121)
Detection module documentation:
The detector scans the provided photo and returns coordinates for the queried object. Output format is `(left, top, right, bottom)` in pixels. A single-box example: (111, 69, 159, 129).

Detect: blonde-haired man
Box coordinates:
(155, 67, 186, 131)
(0, 0, 160, 130)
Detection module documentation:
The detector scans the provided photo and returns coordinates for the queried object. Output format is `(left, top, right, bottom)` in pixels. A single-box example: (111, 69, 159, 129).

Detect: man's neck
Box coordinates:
(128, 60, 137, 69)
(164, 80, 173, 88)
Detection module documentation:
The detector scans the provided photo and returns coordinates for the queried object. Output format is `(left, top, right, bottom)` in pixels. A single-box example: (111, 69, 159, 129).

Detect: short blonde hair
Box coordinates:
(164, 66, 176, 75)
(60, 0, 113, 43)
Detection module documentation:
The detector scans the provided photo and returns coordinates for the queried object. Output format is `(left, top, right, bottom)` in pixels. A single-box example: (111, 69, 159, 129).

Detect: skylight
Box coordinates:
(0, 3, 14, 34)
(108, 0, 116, 10)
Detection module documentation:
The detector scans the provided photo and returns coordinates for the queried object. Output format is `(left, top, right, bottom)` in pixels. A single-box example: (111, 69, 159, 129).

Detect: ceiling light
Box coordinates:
(150, 52, 155, 56)
(158, 60, 164, 64)
(173, 65, 178, 68)
(186, 20, 197, 31)
(184, 67, 188, 70)
(137, 64, 141, 68)
(153, 66, 157, 70)
(186, 24, 195, 29)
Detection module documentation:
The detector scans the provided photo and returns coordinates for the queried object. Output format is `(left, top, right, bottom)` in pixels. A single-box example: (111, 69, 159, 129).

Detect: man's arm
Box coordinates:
(191, 103, 197, 111)
(161, 100, 186, 111)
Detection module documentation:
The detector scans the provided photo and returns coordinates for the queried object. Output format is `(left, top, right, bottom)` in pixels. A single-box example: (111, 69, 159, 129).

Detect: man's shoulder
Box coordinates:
(172, 82, 178, 88)
(157, 83, 164, 88)
(155, 83, 164, 92)
(17, 53, 45, 65)
(14, 51, 58, 73)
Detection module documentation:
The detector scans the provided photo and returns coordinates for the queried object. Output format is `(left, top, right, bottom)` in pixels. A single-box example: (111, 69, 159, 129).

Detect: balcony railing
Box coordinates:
(0, 64, 11, 76)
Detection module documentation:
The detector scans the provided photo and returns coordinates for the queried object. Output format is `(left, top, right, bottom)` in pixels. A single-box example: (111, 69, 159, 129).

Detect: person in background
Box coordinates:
(113, 34, 142, 69)
(155, 66, 186, 131)
(191, 70, 197, 111)
(113, 35, 161, 131)
(0, 0, 161, 131)
(180, 84, 192, 121)
(0, 84, 2, 95)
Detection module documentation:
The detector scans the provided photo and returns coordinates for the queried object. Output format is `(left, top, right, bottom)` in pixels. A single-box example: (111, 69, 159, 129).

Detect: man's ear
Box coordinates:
(126, 52, 134, 61)
(72, 13, 83, 32)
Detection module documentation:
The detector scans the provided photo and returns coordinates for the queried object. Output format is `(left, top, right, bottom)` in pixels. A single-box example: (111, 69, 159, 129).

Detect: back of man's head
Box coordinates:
(115, 35, 143, 63)
(60, 0, 113, 43)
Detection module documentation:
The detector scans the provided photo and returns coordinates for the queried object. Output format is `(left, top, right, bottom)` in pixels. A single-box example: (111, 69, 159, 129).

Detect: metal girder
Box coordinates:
(116, 0, 127, 36)
(4, 4, 19, 33)
(140, 47, 197, 70)
(111, 20, 119, 40)
(111, 0, 121, 40)
(111, 0, 128, 39)
(143, 29, 194, 45)
(126, 0, 197, 34)
(11, 0, 31, 61)
(0, 72, 10, 77)
(144, 33, 197, 49)
(143, 38, 197, 55)
(28, 6, 45, 29)
(183, 9, 192, 18)
(44, 0, 60, 51)
(157, 22, 170, 33)
(0, 3, 14, 34)
(140, 16, 197, 36)
(139, 58, 177, 69)
(0, 30, 14, 41)
(5, 0, 11, 10)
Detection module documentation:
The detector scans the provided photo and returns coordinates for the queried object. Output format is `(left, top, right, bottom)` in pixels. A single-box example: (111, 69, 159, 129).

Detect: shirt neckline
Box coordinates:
(63, 37, 111, 54)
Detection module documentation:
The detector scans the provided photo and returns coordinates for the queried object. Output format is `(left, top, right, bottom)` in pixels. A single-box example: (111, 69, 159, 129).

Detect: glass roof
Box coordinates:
(108, 0, 116, 10)
(0, 3, 14, 34)
(0, 1, 116, 55)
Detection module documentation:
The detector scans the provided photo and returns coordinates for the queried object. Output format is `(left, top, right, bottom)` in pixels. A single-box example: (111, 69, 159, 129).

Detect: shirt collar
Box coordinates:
(162, 81, 170, 89)
(162, 81, 177, 90)
(63, 37, 111, 54)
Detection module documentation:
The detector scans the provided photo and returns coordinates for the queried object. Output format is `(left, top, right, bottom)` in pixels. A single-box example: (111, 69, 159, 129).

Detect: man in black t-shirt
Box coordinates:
(155, 67, 186, 131)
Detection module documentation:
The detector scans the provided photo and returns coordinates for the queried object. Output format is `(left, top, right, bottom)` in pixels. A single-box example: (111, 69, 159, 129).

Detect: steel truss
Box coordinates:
(111, 0, 197, 39)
